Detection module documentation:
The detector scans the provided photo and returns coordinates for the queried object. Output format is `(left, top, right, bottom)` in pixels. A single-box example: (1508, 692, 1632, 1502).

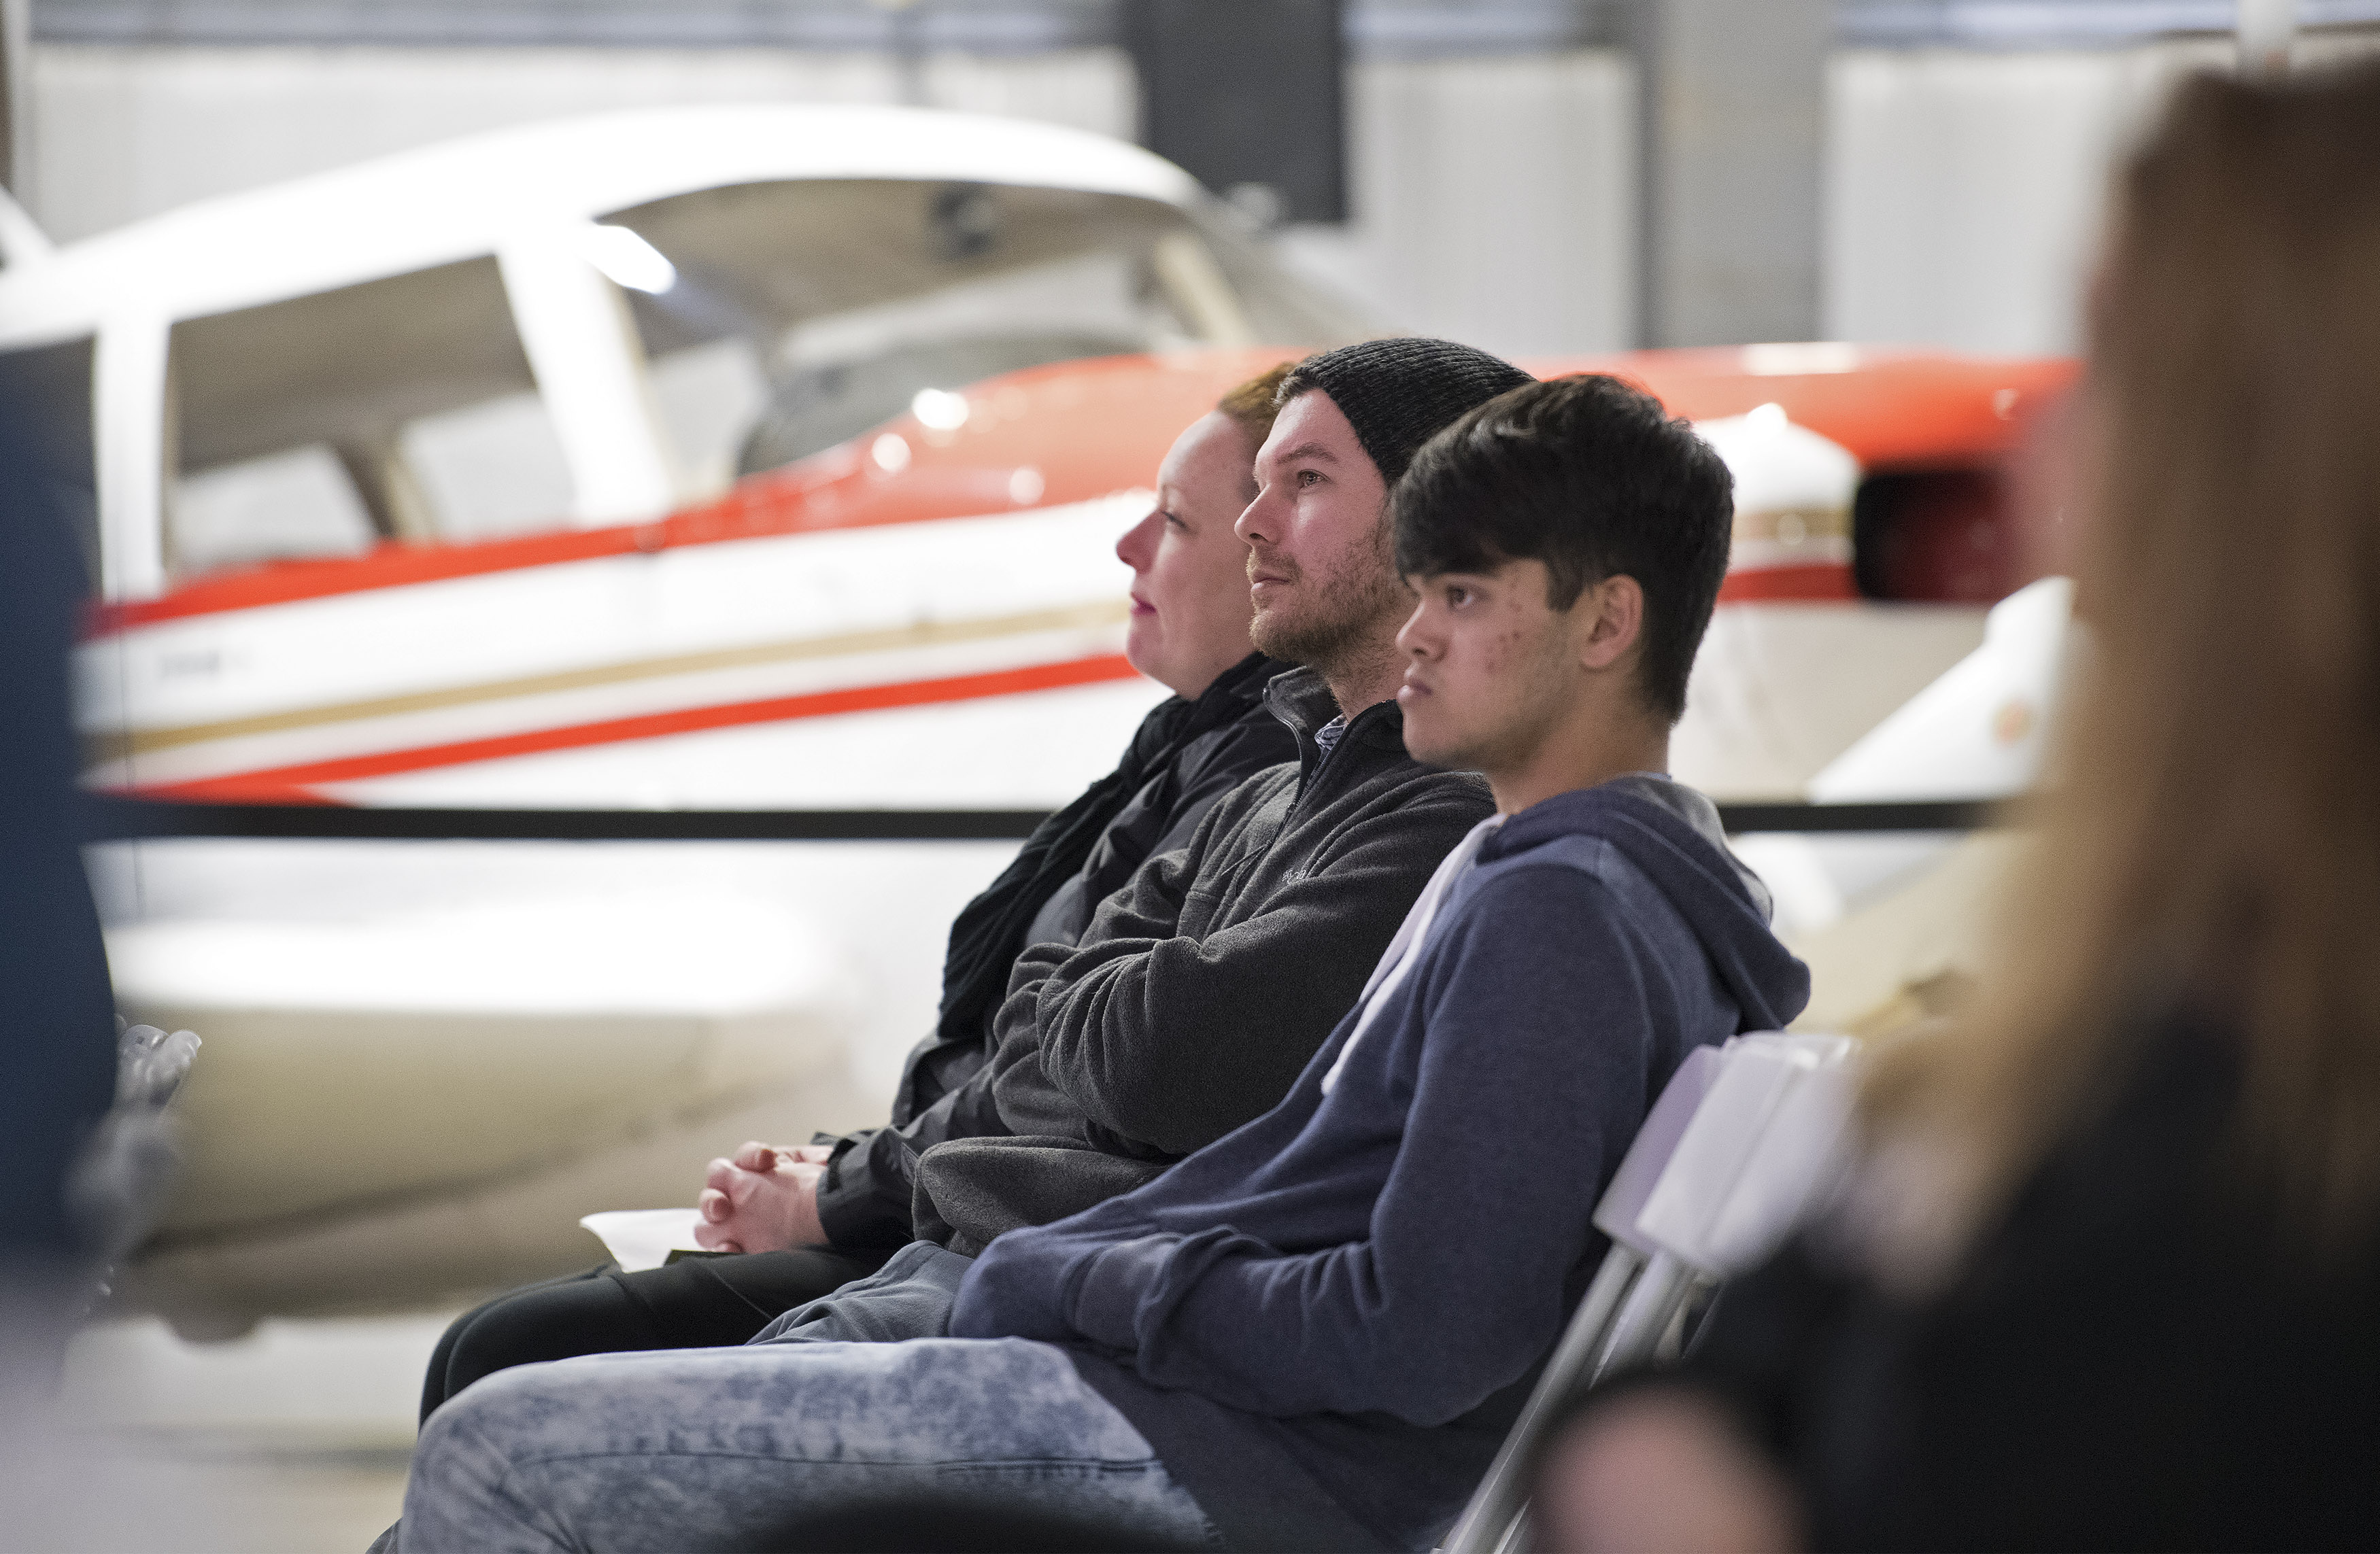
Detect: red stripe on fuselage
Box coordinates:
(135, 654, 1142, 803)
(88, 463, 1011, 636)
(1716, 566, 1861, 604)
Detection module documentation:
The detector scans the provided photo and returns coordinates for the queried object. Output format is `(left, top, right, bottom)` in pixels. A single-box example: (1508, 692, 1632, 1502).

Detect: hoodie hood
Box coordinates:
(1478, 773, 1811, 1033)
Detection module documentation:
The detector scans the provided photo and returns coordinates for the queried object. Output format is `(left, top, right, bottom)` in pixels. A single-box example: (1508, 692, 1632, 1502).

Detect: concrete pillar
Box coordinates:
(1625, 0, 1831, 347)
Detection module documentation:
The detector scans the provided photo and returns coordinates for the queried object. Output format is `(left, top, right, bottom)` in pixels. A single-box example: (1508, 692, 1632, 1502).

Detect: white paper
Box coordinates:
(578, 1207, 707, 1273)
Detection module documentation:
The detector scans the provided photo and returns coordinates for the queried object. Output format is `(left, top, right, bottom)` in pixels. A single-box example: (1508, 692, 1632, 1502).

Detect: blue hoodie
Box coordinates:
(952, 774, 1811, 1552)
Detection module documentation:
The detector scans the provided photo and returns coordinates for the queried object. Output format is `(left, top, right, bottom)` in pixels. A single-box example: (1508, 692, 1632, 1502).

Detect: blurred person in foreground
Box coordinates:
(386, 373, 1808, 1553)
(0, 415, 116, 1325)
(0, 404, 136, 1536)
(418, 367, 1307, 1413)
(1537, 60, 2380, 1554)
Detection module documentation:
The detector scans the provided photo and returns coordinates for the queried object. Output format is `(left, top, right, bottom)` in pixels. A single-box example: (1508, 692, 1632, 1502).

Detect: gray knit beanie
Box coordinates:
(1280, 338, 1535, 485)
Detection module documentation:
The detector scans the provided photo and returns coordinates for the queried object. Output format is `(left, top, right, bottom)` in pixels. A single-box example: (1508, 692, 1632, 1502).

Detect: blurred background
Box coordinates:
(26, 0, 2380, 359)
(7, 1, 2378, 1546)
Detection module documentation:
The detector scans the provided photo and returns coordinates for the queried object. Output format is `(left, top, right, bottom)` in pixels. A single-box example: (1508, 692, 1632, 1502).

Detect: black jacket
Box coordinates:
(1678, 1010, 2380, 1553)
(912, 667, 1496, 1252)
(813, 653, 1298, 1249)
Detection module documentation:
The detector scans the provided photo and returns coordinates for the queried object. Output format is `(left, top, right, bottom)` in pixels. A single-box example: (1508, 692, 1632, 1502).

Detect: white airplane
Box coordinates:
(0, 103, 2072, 1332)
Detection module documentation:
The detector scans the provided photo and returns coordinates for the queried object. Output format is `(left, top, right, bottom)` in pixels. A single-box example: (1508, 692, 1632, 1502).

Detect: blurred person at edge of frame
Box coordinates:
(1533, 60, 2380, 1554)
(0, 411, 120, 1319)
(415, 366, 1308, 1417)
(0, 409, 127, 1503)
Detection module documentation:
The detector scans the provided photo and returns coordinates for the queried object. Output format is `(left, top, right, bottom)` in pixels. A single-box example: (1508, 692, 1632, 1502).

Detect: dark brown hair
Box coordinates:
(1390, 374, 1733, 724)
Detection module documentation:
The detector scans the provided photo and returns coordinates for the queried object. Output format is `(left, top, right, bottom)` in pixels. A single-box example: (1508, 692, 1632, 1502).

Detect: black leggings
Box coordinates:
(420, 1246, 890, 1424)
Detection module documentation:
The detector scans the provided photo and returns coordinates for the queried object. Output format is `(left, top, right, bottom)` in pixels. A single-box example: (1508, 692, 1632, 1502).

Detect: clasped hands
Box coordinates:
(693, 1140, 833, 1254)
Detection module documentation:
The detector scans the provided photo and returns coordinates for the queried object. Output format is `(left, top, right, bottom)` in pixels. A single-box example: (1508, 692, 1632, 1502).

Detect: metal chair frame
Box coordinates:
(1439, 1031, 1860, 1554)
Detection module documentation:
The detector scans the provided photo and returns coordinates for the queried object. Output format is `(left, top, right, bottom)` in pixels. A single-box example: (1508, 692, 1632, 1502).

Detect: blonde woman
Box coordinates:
(1540, 60, 2380, 1554)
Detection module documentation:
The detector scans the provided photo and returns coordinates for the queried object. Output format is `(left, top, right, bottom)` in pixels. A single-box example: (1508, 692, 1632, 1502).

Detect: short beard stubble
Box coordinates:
(1247, 517, 1412, 689)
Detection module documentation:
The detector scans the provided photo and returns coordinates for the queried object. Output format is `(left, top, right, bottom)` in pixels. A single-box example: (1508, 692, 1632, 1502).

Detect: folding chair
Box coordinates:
(1438, 1031, 1862, 1554)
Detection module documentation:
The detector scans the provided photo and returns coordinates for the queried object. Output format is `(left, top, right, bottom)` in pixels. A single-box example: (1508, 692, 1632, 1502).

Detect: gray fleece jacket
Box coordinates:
(911, 667, 1494, 1252)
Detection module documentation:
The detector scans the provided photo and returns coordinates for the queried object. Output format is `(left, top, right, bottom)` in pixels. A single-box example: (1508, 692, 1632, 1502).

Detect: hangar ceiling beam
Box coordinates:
(27, 0, 1616, 54)
(1623, 0, 1830, 348)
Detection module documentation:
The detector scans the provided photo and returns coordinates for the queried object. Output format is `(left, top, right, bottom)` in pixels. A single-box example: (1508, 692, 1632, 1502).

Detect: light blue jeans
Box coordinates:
(749, 1239, 970, 1345)
(390, 1335, 1218, 1553)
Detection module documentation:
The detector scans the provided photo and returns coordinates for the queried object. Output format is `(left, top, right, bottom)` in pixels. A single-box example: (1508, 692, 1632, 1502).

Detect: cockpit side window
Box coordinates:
(397, 392, 575, 545)
(164, 255, 575, 575)
(171, 443, 375, 575)
(601, 179, 1370, 483)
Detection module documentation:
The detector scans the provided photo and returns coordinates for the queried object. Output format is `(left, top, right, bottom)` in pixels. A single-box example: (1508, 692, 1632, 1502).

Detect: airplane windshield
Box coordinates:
(602, 178, 1368, 487)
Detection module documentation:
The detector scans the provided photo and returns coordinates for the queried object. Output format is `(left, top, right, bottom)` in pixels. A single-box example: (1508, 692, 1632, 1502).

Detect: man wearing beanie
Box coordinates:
(388, 342, 1522, 1549)
(670, 340, 1524, 1294)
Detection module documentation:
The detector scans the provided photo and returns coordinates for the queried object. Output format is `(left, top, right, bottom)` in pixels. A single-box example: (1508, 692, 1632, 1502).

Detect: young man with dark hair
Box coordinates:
(388, 370, 1796, 1554)
(938, 373, 1808, 1550)
(1394, 371, 1731, 728)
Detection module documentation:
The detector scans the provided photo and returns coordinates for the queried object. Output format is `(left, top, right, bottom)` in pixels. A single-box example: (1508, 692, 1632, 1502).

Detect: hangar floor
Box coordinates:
(59, 1311, 447, 1550)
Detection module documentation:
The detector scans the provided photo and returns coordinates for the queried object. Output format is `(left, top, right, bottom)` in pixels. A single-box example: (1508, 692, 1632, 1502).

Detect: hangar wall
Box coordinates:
(20, 44, 1136, 238)
(22, 43, 1635, 358)
(1272, 50, 1635, 357)
(1827, 30, 2380, 354)
(24, 30, 2380, 359)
